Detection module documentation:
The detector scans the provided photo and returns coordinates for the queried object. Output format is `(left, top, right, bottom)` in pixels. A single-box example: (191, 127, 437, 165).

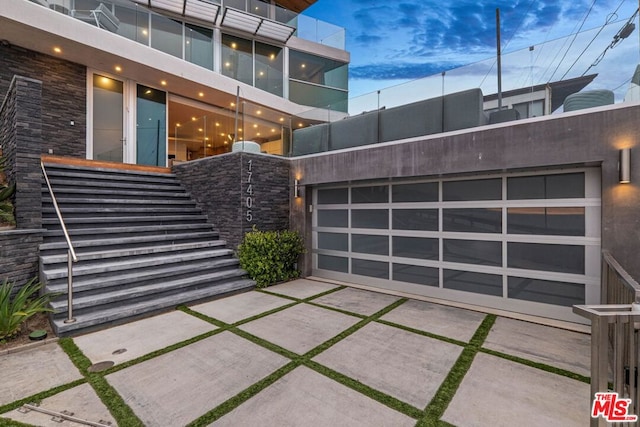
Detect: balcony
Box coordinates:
(31, 0, 345, 49)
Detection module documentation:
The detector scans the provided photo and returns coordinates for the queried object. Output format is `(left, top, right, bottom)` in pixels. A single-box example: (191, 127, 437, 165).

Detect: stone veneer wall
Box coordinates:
(0, 230, 43, 285)
(0, 44, 86, 158)
(173, 152, 291, 251)
(0, 76, 45, 286)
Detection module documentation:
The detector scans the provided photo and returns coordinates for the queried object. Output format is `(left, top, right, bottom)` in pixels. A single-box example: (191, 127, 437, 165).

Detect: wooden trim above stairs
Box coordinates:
(41, 155, 172, 174)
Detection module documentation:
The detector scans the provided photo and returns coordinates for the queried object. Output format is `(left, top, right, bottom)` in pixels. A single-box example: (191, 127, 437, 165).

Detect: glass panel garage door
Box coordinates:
(312, 169, 601, 322)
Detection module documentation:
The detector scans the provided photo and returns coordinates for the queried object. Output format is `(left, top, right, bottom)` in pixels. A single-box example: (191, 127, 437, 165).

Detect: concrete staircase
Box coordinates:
(40, 162, 254, 335)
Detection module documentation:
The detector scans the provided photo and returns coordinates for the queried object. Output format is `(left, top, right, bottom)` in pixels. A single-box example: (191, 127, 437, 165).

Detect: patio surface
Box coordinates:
(0, 278, 593, 426)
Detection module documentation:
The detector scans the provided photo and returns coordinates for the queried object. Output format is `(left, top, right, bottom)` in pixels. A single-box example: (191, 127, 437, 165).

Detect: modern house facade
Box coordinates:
(1, 0, 639, 329)
(1, 0, 348, 165)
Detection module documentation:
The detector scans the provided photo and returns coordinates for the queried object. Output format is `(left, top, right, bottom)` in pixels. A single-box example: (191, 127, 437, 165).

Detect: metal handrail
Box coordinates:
(41, 162, 77, 324)
(602, 250, 640, 304)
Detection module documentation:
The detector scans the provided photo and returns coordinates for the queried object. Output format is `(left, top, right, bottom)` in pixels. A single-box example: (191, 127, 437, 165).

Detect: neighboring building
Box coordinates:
(483, 74, 597, 118)
(0, 0, 349, 164)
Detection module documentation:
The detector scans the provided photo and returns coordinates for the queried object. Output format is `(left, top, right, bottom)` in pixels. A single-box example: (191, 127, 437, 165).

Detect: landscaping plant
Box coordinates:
(0, 154, 15, 227)
(237, 226, 305, 287)
(0, 278, 56, 340)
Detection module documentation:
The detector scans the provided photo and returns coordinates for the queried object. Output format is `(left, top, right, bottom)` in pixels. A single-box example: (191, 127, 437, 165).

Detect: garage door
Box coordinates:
(312, 168, 601, 323)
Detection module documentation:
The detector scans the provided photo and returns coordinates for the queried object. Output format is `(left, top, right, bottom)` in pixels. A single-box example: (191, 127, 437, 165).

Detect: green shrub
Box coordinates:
(0, 278, 56, 340)
(238, 226, 305, 288)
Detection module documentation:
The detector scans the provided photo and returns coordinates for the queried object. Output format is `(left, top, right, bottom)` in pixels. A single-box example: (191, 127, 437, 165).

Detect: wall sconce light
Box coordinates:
(620, 148, 631, 184)
(294, 179, 300, 198)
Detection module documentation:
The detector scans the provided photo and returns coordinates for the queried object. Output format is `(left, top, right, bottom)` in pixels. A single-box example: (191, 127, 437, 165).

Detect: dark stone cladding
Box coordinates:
(1, 76, 43, 230)
(0, 44, 86, 158)
(0, 229, 44, 288)
(173, 152, 291, 251)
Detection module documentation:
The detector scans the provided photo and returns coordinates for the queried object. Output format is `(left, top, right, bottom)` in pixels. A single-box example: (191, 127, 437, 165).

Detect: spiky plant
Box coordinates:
(0, 278, 56, 340)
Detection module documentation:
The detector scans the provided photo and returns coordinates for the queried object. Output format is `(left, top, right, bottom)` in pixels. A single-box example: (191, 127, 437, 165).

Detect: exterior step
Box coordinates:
(40, 161, 254, 335)
(51, 279, 255, 336)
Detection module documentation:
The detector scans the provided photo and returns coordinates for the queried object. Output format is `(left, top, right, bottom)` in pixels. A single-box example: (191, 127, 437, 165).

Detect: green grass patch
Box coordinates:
(186, 361, 300, 427)
(58, 338, 144, 427)
(104, 328, 223, 376)
(305, 300, 368, 319)
(479, 347, 590, 384)
(419, 314, 496, 424)
(376, 319, 467, 348)
(303, 298, 407, 360)
(177, 305, 229, 328)
(230, 327, 301, 360)
(0, 378, 86, 416)
(0, 416, 39, 426)
(304, 359, 424, 419)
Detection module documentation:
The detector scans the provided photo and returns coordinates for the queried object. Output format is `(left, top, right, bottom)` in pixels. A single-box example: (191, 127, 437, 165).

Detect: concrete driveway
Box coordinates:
(0, 278, 592, 426)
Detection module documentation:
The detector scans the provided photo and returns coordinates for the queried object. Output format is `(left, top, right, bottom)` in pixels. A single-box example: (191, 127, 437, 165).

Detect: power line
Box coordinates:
(560, 0, 626, 80)
(547, 0, 598, 82)
(581, 8, 639, 76)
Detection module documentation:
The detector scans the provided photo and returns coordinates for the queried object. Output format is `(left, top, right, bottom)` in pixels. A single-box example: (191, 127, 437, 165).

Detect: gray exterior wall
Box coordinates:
(173, 152, 291, 251)
(290, 103, 640, 283)
(0, 44, 86, 158)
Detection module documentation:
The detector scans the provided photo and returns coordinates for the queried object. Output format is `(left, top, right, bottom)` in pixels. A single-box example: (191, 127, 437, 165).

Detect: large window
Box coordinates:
(185, 24, 214, 70)
(289, 50, 348, 112)
(312, 170, 601, 321)
(255, 42, 283, 97)
(222, 34, 253, 86)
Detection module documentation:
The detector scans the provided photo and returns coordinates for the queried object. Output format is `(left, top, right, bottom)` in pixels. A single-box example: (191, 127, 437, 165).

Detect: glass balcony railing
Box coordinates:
(35, 0, 345, 49)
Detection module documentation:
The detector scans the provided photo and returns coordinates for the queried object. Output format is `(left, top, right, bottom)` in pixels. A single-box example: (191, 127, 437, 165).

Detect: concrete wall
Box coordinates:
(290, 103, 640, 281)
(173, 152, 291, 251)
(0, 44, 86, 158)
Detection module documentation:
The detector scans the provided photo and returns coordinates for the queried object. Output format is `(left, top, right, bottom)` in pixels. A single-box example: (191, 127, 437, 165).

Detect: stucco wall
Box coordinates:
(290, 103, 640, 281)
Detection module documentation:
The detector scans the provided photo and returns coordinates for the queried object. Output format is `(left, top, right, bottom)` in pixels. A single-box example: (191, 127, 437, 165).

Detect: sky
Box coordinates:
(303, 0, 640, 113)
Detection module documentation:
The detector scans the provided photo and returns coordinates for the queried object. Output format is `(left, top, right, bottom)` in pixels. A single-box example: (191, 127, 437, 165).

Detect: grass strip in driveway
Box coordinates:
(185, 361, 300, 427)
(0, 378, 86, 418)
(58, 338, 144, 427)
(479, 347, 590, 384)
(418, 314, 496, 426)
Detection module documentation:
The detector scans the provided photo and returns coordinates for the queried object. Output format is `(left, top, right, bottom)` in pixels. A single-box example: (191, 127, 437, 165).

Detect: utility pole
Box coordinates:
(496, 8, 503, 110)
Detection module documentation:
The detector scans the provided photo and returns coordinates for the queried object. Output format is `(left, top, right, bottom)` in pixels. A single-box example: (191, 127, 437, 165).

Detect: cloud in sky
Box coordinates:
(305, 0, 640, 99)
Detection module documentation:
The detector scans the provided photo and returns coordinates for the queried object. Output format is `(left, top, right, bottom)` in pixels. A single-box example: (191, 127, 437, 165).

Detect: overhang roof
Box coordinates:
(276, 0, 317, 13)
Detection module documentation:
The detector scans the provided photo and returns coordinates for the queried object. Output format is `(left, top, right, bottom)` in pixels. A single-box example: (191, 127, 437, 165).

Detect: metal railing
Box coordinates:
(574, 251, 640, 426)
(602, 250, 640, 305)
(41, 162, 77, 324)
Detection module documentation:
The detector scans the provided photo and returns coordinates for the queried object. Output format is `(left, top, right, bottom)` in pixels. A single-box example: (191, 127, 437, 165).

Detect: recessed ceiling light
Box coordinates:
(198, 128, 203, 132)
(231, 42, 237, 49)
(115, 65, 122, 72)
(176, 123, 181, 127)
(207, 144, 212, 147)
(53, 47, 62, 53)
(160, 80, 167, 86)
(142, 29, 148, 36)
(256, 132, 261, 136)
(192, 117, 197, 121)
(271, 128, 276, 132)
(215, 123, 220, 127)
(298, 123, 304, 127)
(279, 118, 284, 122)
(256, 110, 262, 115)
(198, 92, 204, 97)
(230, 102, 235, 107)
(253, 124, 258, 128)
(301, 64, 306, 68)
